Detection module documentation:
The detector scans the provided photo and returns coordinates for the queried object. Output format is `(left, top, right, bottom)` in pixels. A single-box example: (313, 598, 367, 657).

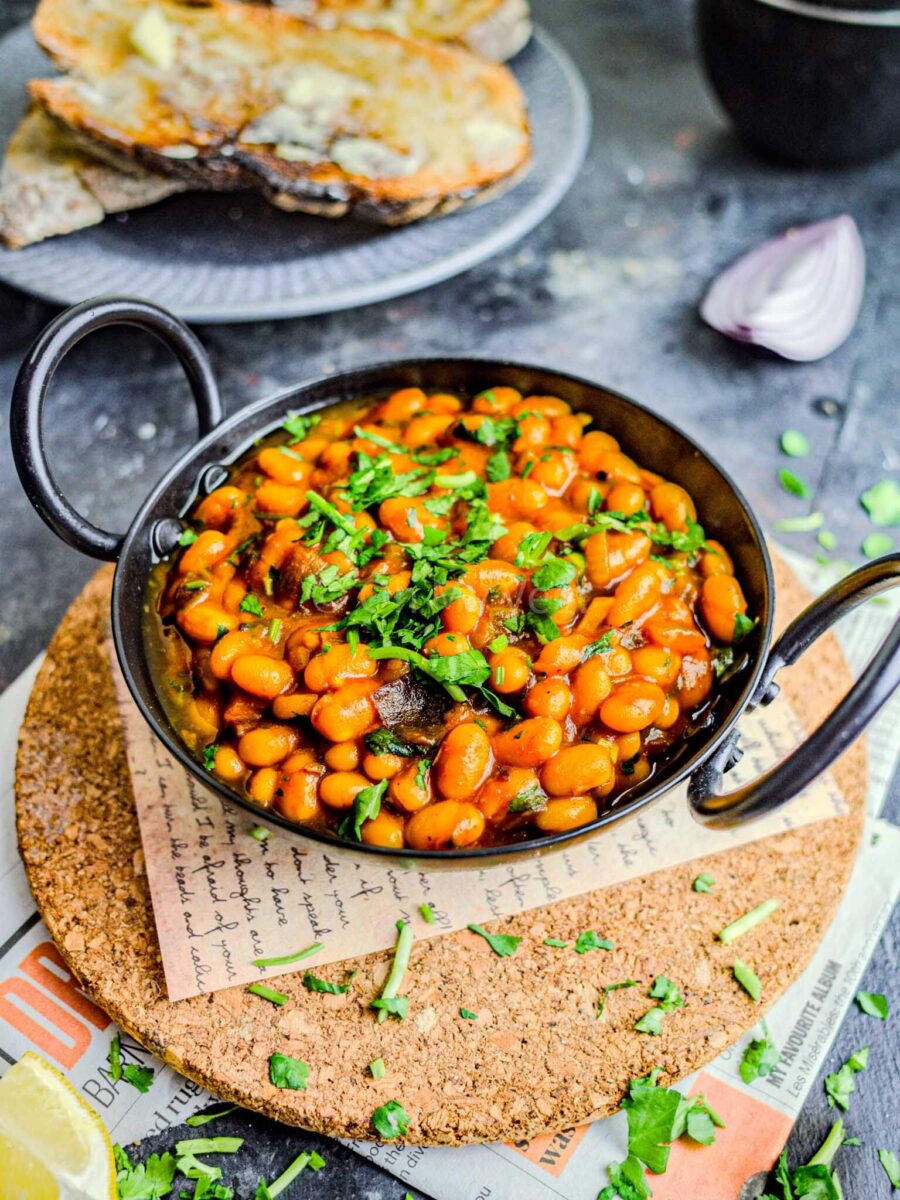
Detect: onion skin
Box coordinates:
(700, 215, 865, 362)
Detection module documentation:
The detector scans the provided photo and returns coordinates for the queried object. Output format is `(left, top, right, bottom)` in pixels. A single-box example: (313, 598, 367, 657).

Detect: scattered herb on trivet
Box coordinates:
(248, 983, 288, 1006)
(253, 942, 324, 969)
(467, 923, 521, 957)
(109, 1036, 156, 1094)
(255, 1149, 326, 1199)
(778, 468, 811, 499)
(419, 902, 436, 925)
(733, 960, 762, 1002)
(108, 1033, 122, 1081)
(250, 826, 269, 842)
(303, 970, 353, 995)
(460, 1008, 478, 1020)
(113, 1146, 176, 1198)
(175, 1137, 243, 1157)
(369, 1058, 386, 1080)
(693, 872, 715, 893)
(863, 532, 894, 558)
(780, 429, 811, 458)
(856, 990, 889, 1019)
(861, 479, 900, 528)
(372, 919, 414, 1022)
(543, 937, 568, 948)
(597, 979, 638, 1018)
(186, 1106, 238, 1128)
(372, 1100, 411, 1140)
(718, 898, 780, 944)
(634, 976, 684, 1036)
(878, 1149, 900, 1189)
(825, 1046, 868, 1111)
(574, 931, 614, 954)
(739, 1023, 780, 1083)
(757, 1118, 847, 1200)
(268, 1053, 309, 1091)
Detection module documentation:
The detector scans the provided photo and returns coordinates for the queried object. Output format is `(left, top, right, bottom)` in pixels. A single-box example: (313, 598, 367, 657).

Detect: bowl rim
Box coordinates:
(735, 0, 900, 27)
(111, 356, 775, 862)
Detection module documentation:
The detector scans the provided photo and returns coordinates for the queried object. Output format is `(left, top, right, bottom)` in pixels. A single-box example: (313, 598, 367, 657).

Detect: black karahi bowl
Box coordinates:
(11, 298, 900, 864)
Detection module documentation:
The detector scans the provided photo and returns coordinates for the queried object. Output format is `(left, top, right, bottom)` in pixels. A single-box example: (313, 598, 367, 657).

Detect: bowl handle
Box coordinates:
(10, 296, 223, 561)
(688, 555, 900, 827)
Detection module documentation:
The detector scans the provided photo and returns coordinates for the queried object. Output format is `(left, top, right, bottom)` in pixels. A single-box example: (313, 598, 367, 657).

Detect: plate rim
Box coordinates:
(0, 24, 591, 323)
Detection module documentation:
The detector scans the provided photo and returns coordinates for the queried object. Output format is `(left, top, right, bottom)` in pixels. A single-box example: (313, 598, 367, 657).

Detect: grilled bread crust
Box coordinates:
(29, 0, 532, 224)
(269, 0, 532, 62)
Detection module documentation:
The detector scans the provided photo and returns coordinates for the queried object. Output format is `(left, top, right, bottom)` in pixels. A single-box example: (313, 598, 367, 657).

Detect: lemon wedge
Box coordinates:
(0, 1051, 117, 1200)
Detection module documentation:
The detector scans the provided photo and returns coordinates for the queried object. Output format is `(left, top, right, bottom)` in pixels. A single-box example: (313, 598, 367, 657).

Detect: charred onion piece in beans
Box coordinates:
(146, 386, 753, 850)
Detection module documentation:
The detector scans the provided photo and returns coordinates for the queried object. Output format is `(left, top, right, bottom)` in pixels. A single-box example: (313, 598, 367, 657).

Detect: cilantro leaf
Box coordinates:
(239, 593, 264, 617)
(515, 531, 553, 569)
(825, 1046, 868, 1110)
(685, 1107, 717, 1146)
(574, 931, 614, 954)
(201, 743, 219, 772)
(303, 970, 352, 995)
(780, 429, 810, 458)
(178, 528, 198, 547)
(692, 872, 715, 893)
(282, 412, 321, 443)
(467, 923, 521, 957)
(649, 975, 683, 1010)
(115, 1152, 176, 1199)
(531, 557, 577, 591)
(597, 979, 638, 1017)
(108, 1033, 123, 1082)
(372, 1100, 411, 1140)
(459, 1008, 478, 1020)
(739, 1023, 780, 1084)
(508, 783, 548, 814)
(599, 1155, 652, 1199)
(122, 1062, 155, 1093)
(364, 729, 419, 757)
(855, 990, 888, 1019)
(582, 633, 613, 659)
(339, 778, 388, 842)
(878, 1149, 900, 1188)
(620, 1074, 682, 1174)
(634, 1007, 666, 1036)
(269, 1052, 309, 1090)
(370, 996, 409, 1019)
(486, 449, 511, 482)
(455, 414, 518, 448)
(733, 612, 758, 642)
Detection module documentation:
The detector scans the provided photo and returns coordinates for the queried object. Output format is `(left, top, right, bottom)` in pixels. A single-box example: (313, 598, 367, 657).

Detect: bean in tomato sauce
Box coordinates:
(145, 385, 753, 850)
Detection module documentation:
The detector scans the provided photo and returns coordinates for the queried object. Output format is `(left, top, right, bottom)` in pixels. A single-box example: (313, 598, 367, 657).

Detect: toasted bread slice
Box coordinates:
(30, 0, 531, 224)
(269, 0, 531, 62)
(0, 107, 187, 248)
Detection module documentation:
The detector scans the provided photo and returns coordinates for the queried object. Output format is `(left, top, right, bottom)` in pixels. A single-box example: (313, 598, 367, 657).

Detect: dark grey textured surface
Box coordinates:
(0, 0, 897, 1196)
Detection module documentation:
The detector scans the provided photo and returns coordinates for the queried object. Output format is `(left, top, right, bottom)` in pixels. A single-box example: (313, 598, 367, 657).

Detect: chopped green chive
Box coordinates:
(861, 479, 900, 528)
(467, 923, 521, 957)
(369, 1058, 386, 1080)
(419, 903, 436, 925)
(574, 931, 614, 954)
(597, 979, 638, 1017)
(856, 990, 889, 1019)
(543, 937, 568, 948)
(248, 983, 288, 1006)
(460, 1008, 478, 1020)
(186, 1107, 239, 1127)
(780, 430, 810, 458)
(733, 960, 762, 1002)
(372, 920, 413, 1023)
(692, 873, 715, 893)
(862, 532, 893, 558)
(250, 826, 269, 842)
(878, 1149, 900, 1188)
(178, 528, 198, 546)
(303, 970, 352, 995)
(774, 512, 824, 534)
(174, 1138, 243, 1156)
(108, 1033, 122, 1082)
(817, 529, 838, 551)
(778, 468, 811, 499)
(268, 617, 282, 642)
(253, 942, 324, 969)
(718, 899, 780, 944)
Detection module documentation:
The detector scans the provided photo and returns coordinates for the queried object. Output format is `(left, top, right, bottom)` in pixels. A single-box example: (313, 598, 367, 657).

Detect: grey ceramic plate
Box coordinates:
(0, 23, 589, 322)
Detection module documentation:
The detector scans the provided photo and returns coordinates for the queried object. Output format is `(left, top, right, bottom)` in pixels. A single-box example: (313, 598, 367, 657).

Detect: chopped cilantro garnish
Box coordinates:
(239, 593, 264, 617)
(183, 580, 208, 591)
(122, 1063, 155, 1093)
(574, 931, 614, 954)
(733, 959, 762, 1002)
(186, 1107, 238, 1127)
(370, 1057, 386, 1079)
(282, 412, 321, 443)
(543, 937, 567, 948)
(174, 1137, 243, 1157)
(460, 1008, 478, 1020)
(774, 512, 824, 534)
(303, 970, 352, 995)
(711, 646, 735, 677)
(515, 531, 553, 569)
(251, 826, 269, 842)
(825, 1045, 867, 1111)
(739, 1023, 779, 1083)
(372, 1100, 411, 1140)
(863, 531, 893, 558)
(778, 468, 811, 498)
(582, 633, 613, 659)
(486, 449, 511, 481)
(419, 903, 436, 925)
(598, 1154, 651, 1200)
(248, 983, 288, 1005)
(253, 942, 323, 969)
(861, 479, 900, 527)
(114, 1148, 176, 1199)
(488, 634, 509, 653)
(531, 557, 577, 591)
(508, 783, 548, 813)
(878, 1149, 900, 1188)
(268, 1053, 309, 1090)
(780, 429, 810, 458)
(635, 976, 684, 1035)
(365, 728, 418, 757)
(299, 564, 359, 607)
(415, 758, 432, 791)
(372, 920, 413, 1023)
(467, 923, 521, 957)
(718, 898, 780, 944)
(692, 872, 715, 893)
(339, 779, 388, 842)
(178, 528, 198, 547)
(597, 979, 638, 1017)
(818, 529, 838, 551)
(856, 990, 889, 1019)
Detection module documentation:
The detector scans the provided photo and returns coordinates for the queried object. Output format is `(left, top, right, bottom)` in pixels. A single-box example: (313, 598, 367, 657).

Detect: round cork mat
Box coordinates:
(16, 559, 865, 1146)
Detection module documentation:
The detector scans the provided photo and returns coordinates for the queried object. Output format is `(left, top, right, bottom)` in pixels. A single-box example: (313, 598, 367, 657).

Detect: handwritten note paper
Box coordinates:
(110, 654, 847, 1002)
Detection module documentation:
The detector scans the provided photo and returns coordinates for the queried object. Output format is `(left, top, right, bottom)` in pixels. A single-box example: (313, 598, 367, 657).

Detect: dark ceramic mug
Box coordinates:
(10, 298, 900, 861)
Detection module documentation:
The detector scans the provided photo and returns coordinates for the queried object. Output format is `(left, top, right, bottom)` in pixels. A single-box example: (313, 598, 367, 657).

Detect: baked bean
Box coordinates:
(378, 496, 440, 543)
(489, 648, 531, 693)
(541, 745, 614, 796)
(437, 583, 482, 633)
(310, 681, 378, 742)
(195, 486, 245, 529)
(514, 395, 571, 418)
(177, 602, 238, 643)
(390, 763, 432, 812)
(178, 530, 235, 576)
(248, 767, 278, 806)
(701, 575, 748, 643)
(405, 802, 486, 849)
(650, 482, 697, 532)
(606, 483, 646, 516)
(463, 559, 524, 600)
(210, 630, 268, 680)
(276, 769, 320, 822)
(493, 718, 563, 767)
(304, 643, 377, 692)
(631, 645, 682, 688)
(213, 745, 246, 782)
(644, 615, 707, 654)
(656, 696, 680, 728)
(472, 386, 520, 414)
(380, 387, 428, 421)
(699, 540, 734, 578)
(570, 656, 613, 724)
(255, 480, 309, 517)
(533, 635, 588, 675)
(231, 655, 294, 700)
(424, 632, 470, 658)
(607, 561, 666, 628)
(491, 522, 536, 565)
(524, 677, 572, 721)
(600, 681, 666, 732)
(578, 430, 620, 472)
(435, 723, 492, 800)
(534, 795, 598, 832)
(362, 751, 405, 781)
(616, 731, 642, 761)
(324, 741, 361, 771)
(404, 413, 456, 447)
(258, 446, 312, 487)
(271, 693, 317, 719)
(477, 767, 540, 821)
(319, 771, 369, 810)
(238, 725, 299, 767)
(361, 810, 405, 849)
(677, 650, 713, 709)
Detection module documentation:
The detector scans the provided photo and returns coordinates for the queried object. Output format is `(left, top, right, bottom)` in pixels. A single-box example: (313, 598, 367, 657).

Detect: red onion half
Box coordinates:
(700, 215, 865, 362)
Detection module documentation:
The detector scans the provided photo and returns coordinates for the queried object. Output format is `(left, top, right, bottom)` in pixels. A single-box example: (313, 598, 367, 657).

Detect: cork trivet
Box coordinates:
(15, 559, 865, 1146)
